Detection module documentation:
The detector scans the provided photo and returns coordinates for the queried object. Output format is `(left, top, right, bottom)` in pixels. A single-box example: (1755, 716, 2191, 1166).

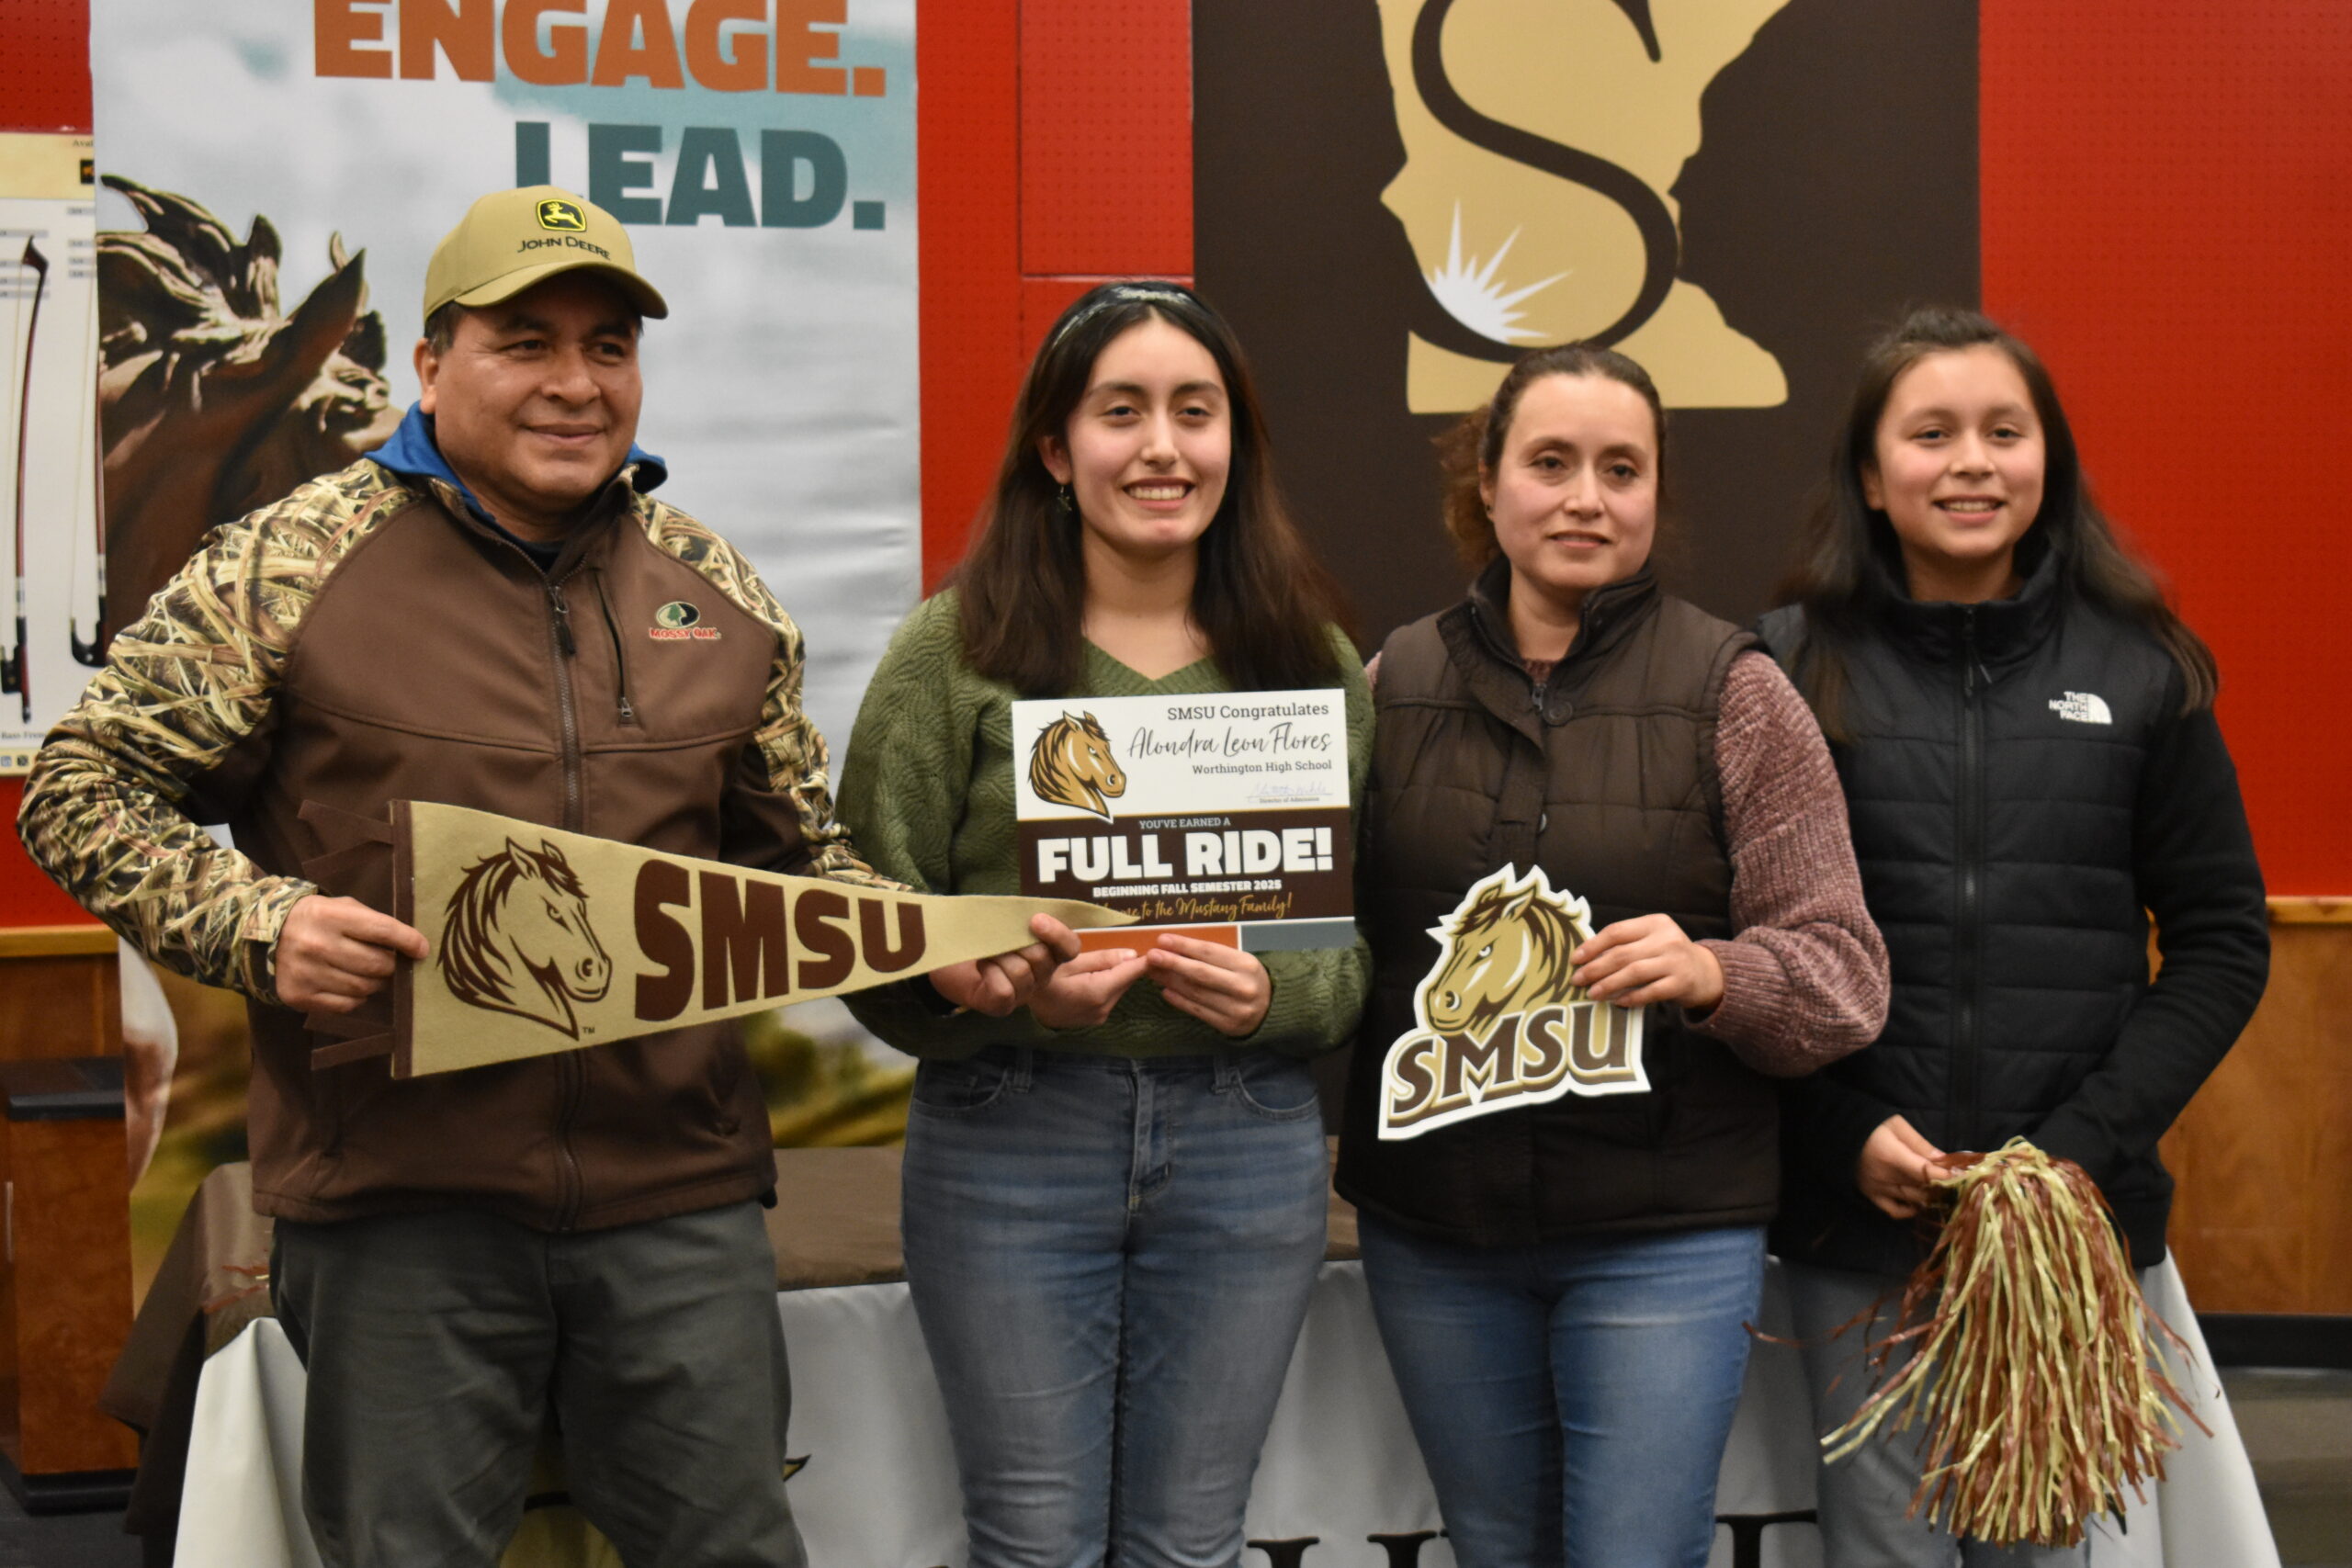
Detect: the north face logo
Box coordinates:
(2050, 692, 2112, 725)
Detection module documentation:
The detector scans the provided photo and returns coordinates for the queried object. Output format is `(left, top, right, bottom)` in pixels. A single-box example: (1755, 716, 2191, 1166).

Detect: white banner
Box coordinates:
(88, 0, 920, 755)
(0, 135, 100, 771)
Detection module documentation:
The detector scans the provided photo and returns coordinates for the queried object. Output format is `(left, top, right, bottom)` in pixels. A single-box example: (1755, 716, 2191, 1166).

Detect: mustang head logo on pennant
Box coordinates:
(1025, 711, 1128, 821)
(439, 837, 613, 1040)
(1379, 864, 1647, 1140)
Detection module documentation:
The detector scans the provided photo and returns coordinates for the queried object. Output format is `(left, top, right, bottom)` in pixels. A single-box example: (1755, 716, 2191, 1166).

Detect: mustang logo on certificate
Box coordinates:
(1011, 690, 1355, 952)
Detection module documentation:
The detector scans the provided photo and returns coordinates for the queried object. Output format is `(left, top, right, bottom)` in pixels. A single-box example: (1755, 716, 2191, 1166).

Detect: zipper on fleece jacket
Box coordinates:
(542, 567, 589, 1230)
(592, 572, 639, 727)
(1949, 607, 1987, 1153)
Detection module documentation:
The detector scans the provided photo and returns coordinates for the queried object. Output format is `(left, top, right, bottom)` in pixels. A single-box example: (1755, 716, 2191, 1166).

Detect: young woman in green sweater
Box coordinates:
(838, 281, 1370, 1568)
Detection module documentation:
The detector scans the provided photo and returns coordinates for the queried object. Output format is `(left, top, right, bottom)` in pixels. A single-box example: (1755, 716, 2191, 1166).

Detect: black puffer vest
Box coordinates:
(1335, 563, 1773, 1246)
(1758, 549, 2185, 1273)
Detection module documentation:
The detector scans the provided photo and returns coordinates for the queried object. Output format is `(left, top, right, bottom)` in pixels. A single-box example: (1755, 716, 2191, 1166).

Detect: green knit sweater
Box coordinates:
(838, 590, 1373, 1060)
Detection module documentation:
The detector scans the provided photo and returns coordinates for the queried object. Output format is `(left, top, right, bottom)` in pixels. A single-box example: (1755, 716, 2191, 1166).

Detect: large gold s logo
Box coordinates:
(1026, 711, 1129, 821)
(1377, 0, 1790, 412)
(1380, 864, 1647, 1139)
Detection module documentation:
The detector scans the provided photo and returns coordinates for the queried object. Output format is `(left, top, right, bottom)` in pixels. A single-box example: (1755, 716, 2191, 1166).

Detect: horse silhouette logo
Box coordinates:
(439, 838, 612, 1040)
(1381, 864, 1646, 1139)
(1026, 712, 1128, 821)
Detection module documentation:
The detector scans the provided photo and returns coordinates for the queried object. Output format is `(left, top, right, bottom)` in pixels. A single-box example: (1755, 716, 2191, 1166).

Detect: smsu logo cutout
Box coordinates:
(1025, 711, 1126, 821)
(1379, 864, 1647, 1140)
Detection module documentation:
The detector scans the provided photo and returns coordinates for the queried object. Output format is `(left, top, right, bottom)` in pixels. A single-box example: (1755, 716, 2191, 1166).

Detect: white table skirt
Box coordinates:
(177, 1258, 2276, 1568)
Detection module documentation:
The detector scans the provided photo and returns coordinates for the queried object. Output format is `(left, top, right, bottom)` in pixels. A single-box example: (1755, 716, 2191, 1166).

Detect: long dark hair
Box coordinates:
(1435, 343, 1668, 568)
(1777, 305, 2216, 736)
(951, 281, 1350, 695)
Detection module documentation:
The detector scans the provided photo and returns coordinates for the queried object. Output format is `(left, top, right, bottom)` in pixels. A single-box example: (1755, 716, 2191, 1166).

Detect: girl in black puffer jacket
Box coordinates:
(1760, 306, 2268, 1568)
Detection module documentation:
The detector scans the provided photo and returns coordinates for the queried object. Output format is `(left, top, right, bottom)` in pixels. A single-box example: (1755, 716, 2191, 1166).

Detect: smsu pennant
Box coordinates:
(1377, 864, 1647, 1140)
(310, 801, 1134, 1079)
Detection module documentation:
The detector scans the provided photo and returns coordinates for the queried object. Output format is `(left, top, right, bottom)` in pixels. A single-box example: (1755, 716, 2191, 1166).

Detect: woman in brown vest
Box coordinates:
(1334, 344, 1889, 1568)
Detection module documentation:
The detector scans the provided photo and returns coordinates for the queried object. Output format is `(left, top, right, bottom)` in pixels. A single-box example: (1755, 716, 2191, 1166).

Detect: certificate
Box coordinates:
(1011, 689, 1354, 951)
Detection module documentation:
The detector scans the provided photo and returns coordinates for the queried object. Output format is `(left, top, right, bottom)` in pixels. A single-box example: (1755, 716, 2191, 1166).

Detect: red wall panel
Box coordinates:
(1017, 0, 1193, 278)
(1981, 0, 2352, 893)
(0, 0, 92, 134)
(915, 0, 1025, 588)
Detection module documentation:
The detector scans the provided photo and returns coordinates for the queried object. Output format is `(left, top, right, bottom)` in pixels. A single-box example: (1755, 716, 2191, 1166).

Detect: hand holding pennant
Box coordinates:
(308, 801, 1136, 1079)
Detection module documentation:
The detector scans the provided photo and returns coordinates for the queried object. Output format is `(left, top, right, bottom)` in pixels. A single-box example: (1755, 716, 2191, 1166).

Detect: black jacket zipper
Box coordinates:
(1950, 607, 1986, 1152)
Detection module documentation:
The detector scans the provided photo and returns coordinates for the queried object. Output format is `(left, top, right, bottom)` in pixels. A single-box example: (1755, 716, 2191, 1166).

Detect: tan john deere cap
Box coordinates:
(422, 186, 668, 321)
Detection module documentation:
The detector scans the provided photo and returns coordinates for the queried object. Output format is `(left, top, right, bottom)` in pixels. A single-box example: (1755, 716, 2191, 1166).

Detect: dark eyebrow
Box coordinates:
(1088, 379, 1226, 400)
(483, 310, 639, 340)
(1905, 400, 2033, 423)
(1523, 435, 1647, 461)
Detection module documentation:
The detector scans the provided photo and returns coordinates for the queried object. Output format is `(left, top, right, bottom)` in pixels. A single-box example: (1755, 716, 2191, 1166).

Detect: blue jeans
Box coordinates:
(1357, 1213, 1765, 1568)
(899, 1046, 1329, 1568)
(1784, 1261, 2096, 1568)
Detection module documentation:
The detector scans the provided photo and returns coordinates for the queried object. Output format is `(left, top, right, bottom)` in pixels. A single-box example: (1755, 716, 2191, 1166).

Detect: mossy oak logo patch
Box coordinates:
(650, 601, 720, 640)
(439, 837, 612, 1040)
(1378, 864, 1646, 1140)
(536, 198, 587, 231)
(1025, 711, 1127, 821)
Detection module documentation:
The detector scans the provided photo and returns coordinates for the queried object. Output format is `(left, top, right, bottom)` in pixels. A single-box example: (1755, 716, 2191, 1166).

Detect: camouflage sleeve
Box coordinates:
(645, 501, 896, 889)
(14, 474, 390, 1000)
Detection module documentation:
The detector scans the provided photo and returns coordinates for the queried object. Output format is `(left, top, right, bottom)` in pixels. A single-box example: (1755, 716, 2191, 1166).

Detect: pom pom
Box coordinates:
(1821, 1138, 2209, 1547)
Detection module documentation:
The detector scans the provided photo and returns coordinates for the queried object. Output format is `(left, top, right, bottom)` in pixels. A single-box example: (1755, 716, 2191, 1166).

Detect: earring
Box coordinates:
(1057, 482, 1075, 516)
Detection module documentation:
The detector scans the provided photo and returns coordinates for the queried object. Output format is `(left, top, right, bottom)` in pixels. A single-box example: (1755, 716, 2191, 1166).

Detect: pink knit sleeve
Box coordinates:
(1692, 651, 1889, 1076)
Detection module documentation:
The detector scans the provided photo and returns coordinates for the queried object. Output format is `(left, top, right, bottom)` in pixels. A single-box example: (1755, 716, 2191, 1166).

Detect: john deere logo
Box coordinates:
(1378, 864, 1646, 1140)
(537, 198, 587, 231)
(650, 601, 721, 641)
(1025, 711, 1127, 821)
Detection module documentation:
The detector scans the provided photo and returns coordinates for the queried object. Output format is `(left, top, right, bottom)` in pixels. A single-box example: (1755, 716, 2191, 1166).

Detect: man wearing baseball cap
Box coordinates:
(21, 186, 1069, 1564)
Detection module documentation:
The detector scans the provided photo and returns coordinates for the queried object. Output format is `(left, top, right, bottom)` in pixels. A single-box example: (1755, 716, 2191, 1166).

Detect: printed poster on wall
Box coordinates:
(1011, 690, 1356, 953)
(0, 135, 100, 773)
(88, 0, 919, 756)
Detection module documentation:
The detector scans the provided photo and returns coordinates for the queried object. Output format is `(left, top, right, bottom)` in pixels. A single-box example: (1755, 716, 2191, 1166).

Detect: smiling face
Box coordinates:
(1482, 371, 1659, 624)
(1863, 344, 2048, 603)
(414, 272, 643, 541)
(1038, 316, 1232, 569)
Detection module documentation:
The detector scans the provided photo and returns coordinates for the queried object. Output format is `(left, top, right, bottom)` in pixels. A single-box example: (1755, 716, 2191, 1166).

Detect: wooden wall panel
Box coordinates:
(0, 955, 121, 1062)
(2163, 919, 2352, 1314)
(0, 1113, 138, 1474)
